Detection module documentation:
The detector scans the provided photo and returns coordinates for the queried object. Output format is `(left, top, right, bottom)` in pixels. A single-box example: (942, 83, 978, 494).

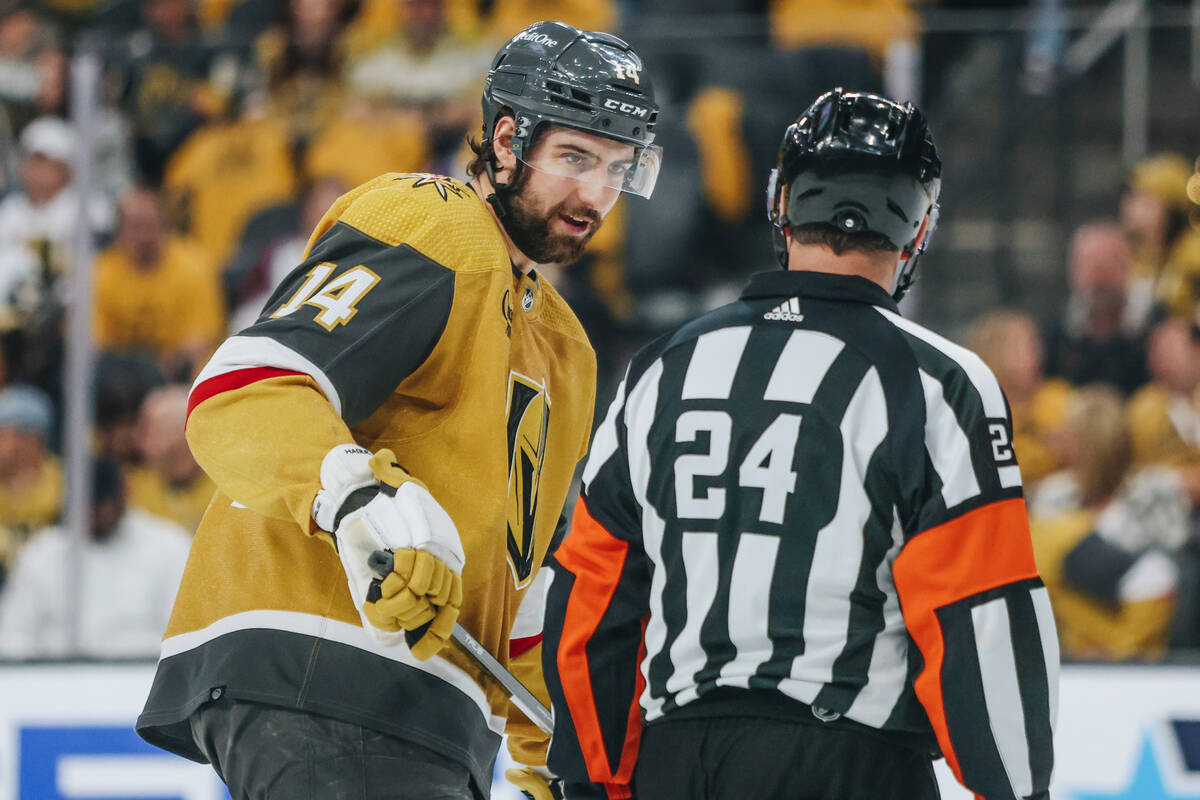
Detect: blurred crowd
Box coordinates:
(0, 0, 1194, 664)
(971, 150, 1200, 661)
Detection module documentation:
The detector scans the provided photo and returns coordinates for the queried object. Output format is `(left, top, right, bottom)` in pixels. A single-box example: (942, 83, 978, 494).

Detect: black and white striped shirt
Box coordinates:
(545, 270, 1058, 800)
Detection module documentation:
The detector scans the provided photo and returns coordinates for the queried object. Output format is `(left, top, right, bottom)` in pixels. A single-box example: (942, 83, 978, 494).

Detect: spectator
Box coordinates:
(126, 384, 214, 530)
(0, 457, 191, 658)
(0, 385, 61, 571)
(109, 0, 233, 183)
(0, 9, 64, 133)
(483, 0, 614, 40)
(163, 113, 297, 269)
(302, 104, 430, 190)
(345, 0, 490, 161)
(970, 309, 1073, 486)
(249, 0, 356, 140)
(225, 174, 345, 331)
(1126, 318, 1200, 493)
(93, 186, 225, 380)
(1030, 385, 1187, 661)
(1043, 221, 1149, 395)
(0, 117, 115, 333)
(1121, 152, 1200, 322)
(769, 0, 918, 64)
(95, 351, 164, 467)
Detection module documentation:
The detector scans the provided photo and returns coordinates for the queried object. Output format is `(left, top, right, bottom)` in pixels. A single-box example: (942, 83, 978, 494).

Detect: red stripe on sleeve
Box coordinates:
(891, 497, 1039, 787)
(553, 497, 642, 796)
(187, 368, 305, 420)
(509, 634, 543, 660)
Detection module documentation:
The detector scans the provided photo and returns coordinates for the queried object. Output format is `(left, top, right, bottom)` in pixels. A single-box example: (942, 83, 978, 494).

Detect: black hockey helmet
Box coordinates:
(767, 88, 941, 300)
(480, 21, 661, 202)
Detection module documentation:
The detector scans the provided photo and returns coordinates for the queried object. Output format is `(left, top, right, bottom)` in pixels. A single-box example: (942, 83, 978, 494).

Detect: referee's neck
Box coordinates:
(785, 243, 899, 293)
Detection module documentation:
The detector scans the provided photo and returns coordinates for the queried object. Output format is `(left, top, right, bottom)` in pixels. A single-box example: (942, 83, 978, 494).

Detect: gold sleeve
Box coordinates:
(185, 374, 357, 533)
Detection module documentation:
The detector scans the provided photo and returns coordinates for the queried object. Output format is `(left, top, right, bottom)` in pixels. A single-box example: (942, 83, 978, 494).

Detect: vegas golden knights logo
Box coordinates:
(506, 372, 549, 588)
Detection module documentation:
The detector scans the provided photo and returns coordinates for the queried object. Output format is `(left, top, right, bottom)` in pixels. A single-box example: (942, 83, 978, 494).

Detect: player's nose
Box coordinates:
(573, 179, 619, 217)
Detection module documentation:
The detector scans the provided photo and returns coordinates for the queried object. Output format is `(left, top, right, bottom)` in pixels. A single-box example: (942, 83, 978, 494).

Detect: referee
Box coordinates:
(541, 89, 1058, 800)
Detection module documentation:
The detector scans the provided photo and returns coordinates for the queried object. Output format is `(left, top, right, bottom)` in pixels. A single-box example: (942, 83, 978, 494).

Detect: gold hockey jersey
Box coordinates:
(137, 173, 598, 794)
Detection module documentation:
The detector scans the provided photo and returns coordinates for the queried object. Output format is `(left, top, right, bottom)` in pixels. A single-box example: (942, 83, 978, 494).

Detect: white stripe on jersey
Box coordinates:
(622, 358, 673, 721)
(625, 359, 663, 512)
(875, 308, 1007, 416)
(192, 335, 343, 417)
(666, 532, 721, 707)
(158, 609, 505, 733)
(582, 374, 627, 488)
(717, 532, 781, 690)
(764, 330, 845, 404)
(790, 367, 888, 688)
(641, 508, 670, 721)
(920, 368, 983, 508)
(972, 598, 1034, 798)
(1031, 587, 1060, 730)
(844, 513, 909, 727)
(682, 327, 752, 400)
(876, 308, 1022, 491)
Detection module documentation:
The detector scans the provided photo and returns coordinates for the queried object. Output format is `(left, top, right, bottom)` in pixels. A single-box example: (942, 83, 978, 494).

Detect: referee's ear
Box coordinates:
(902, 214, 933, 260)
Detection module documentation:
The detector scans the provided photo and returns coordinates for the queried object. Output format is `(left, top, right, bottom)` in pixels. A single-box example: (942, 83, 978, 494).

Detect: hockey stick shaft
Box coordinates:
(450, 622, 554, 735)
(368, 549, 554, 735)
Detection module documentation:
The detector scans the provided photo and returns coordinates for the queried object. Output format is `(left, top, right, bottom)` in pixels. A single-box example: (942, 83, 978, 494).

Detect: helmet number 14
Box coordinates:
(613, 64, 639, 84)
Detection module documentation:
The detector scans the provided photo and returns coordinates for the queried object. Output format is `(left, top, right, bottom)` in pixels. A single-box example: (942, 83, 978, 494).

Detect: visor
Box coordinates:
(520, 143, 662, 199)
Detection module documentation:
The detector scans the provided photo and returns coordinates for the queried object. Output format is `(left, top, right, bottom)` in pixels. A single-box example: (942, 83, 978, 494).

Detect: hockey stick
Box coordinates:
(368, 550, 554, 735)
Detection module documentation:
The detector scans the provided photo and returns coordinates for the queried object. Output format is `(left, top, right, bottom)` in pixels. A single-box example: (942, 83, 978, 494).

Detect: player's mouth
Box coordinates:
(556, 213, 593, 236)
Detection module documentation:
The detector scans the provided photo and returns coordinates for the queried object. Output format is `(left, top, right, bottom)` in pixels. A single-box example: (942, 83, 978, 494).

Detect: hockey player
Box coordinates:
(136, 21, 661, 800)
(543, 89, 1058, 799)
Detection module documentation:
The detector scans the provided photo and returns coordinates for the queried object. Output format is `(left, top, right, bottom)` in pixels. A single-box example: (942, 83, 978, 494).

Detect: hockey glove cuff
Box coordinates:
(314, 445, 465, 658)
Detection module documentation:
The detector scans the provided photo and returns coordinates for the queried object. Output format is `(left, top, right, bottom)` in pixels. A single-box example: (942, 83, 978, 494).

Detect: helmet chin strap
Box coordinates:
(482, 120, 531, 222)
(891, 249, 920, 301)
(891, 204, 938, 301)
(483, 153, 518, 219)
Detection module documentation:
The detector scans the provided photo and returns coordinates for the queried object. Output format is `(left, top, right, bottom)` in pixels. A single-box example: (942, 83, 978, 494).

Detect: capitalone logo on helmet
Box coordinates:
(514, 31, 558, 47)
(603, 98, 648, 118)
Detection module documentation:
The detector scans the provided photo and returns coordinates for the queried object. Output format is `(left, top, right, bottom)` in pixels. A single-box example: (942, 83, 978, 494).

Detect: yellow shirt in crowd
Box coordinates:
(93, 238, 225, 360)
(164, 117, 298, 268)
(1011, 379, 1074, 486)
(125, 466, 214, 533)
(1032, 510, 1175, 661)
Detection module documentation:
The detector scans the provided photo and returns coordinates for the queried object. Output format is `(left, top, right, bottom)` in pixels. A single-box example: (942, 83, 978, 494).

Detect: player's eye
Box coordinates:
(608, 162, 632, 176)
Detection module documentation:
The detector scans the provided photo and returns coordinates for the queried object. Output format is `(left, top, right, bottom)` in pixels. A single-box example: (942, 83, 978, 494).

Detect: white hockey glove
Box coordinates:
(313, 444, 464, 660)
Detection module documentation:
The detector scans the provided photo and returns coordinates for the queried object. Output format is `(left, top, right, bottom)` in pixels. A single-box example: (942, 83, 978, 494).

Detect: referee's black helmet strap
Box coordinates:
(479, 20, 661, 216)
(767, 88, 943, 301)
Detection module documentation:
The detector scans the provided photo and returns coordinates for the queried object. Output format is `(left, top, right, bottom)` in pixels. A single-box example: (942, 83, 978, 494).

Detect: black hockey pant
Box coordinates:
(633, 714, 942, 800)
(189, 699, 476, 800)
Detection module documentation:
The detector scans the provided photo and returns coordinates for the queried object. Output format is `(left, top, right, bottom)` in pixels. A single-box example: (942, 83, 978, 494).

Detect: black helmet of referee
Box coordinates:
(479, 21, 661, 210)
(767, 88, 942, 301)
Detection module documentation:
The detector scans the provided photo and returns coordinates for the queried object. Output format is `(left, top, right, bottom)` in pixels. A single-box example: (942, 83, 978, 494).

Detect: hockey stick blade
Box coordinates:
(368, 549, 554, 735)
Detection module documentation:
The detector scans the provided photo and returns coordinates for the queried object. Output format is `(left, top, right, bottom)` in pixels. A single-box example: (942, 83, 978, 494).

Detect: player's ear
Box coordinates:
(492, 116, 518, 177)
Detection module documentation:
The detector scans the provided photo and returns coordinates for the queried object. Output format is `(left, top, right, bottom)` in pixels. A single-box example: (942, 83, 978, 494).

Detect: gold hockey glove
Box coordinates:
(506, 767, 562, 800)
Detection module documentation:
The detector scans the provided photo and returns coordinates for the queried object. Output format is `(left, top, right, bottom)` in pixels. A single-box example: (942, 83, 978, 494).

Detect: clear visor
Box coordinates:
(520, 143, 663, 199)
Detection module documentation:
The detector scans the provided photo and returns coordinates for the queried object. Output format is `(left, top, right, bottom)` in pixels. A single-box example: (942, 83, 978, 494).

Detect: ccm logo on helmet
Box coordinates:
(603, 98, 649, 118)
(513, 31, 558, 47)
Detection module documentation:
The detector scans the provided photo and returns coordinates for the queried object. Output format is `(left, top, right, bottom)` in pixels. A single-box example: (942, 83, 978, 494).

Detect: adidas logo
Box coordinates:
(764, 297, 804, 322)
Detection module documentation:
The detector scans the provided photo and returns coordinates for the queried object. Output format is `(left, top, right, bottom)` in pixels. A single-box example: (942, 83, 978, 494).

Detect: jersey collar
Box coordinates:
(739, 270, 900, 313)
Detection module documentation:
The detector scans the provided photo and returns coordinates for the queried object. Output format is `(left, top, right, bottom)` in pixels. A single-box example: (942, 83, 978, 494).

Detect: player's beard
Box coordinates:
(502, 168, 602, 265)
